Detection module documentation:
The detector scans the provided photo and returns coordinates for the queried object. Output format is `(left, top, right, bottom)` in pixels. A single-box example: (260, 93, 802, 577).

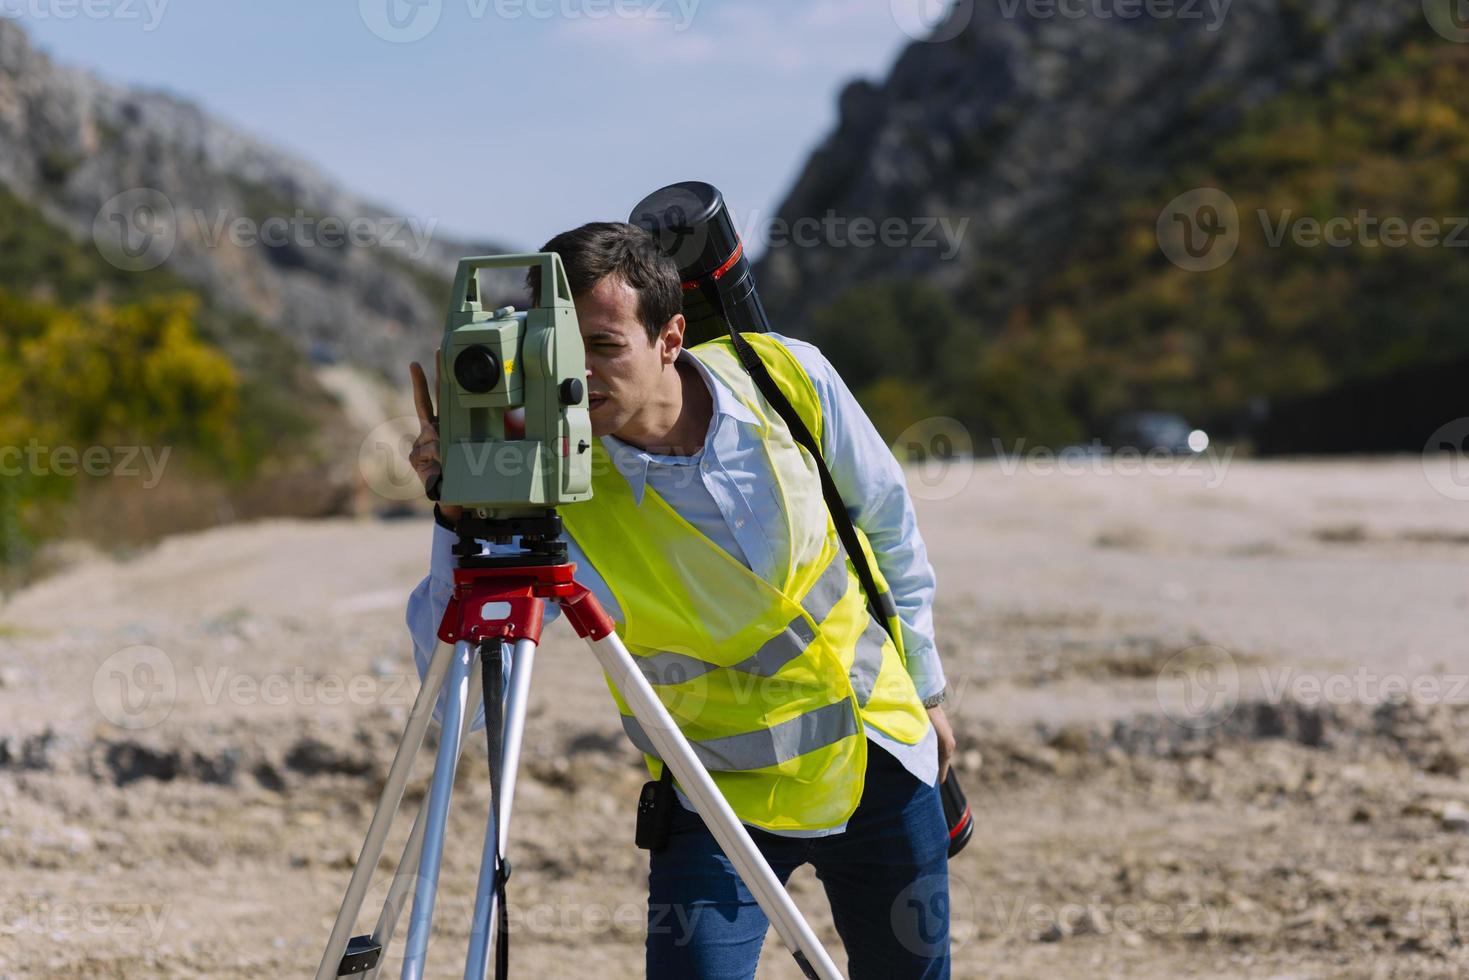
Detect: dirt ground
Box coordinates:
(2, 457, 1468, 978)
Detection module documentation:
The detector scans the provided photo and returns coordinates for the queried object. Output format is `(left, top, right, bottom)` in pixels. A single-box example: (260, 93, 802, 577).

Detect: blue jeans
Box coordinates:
(646, 743, 951, 979)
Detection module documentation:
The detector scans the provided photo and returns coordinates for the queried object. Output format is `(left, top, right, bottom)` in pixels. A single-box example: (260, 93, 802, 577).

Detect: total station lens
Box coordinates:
(455, 345, 501, 394)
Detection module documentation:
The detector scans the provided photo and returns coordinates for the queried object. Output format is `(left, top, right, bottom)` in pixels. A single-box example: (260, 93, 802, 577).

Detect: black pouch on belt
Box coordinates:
(635, 762, 677, 852)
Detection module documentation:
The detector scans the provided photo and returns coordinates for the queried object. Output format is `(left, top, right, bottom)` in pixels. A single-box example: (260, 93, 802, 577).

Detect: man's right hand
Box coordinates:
(408, 355, 462, 521)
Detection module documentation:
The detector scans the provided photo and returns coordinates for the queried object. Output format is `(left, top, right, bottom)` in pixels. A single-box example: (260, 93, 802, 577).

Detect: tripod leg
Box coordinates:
(400, 639, 478, 980)
(465, 637, 537, 980)
(493, 639, 536, 857)
(465, 639, 506, 980)
(585, 630, 844, 980)
(362, 670, 485, 980)
(316, 636, 458, 980)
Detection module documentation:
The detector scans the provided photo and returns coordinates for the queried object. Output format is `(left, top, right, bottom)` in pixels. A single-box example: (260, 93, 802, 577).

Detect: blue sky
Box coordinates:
(12, 0, 942, 254)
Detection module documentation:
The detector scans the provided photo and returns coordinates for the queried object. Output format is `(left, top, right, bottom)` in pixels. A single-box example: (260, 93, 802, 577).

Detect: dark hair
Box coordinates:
(526, 222, 682, 342)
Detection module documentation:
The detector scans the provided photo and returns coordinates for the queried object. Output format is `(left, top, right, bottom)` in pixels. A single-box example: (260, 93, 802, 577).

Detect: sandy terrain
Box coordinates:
(2, 458, 1468, 978)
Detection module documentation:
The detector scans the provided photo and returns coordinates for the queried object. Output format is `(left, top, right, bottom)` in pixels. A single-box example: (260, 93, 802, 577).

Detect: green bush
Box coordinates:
(0, 289, 246, 568)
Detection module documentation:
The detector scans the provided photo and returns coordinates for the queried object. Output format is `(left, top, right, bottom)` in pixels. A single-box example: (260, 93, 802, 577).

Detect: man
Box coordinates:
(404, 222, 954, 978)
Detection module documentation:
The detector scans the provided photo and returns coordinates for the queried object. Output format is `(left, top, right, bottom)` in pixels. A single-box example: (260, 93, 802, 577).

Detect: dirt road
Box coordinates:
(2, 459, 1467, 978)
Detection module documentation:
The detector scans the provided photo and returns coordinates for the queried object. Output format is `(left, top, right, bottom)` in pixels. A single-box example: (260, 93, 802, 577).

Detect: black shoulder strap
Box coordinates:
(700, 283, 898, 642)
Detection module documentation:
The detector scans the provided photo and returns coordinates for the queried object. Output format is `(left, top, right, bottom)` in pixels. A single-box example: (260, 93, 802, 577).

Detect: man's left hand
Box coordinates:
(928, 705, 956, 783)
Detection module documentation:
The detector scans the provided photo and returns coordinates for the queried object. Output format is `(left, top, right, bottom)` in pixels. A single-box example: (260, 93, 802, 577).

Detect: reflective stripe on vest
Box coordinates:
(629, 544, 895, 711)
(851, 618, 888, 706)
(620, 699, 859, 771)
(801, 550, 850, 623)
(635, 549, 849, 687)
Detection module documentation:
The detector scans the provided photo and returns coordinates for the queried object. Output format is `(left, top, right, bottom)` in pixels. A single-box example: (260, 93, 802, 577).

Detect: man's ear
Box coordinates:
(659, 313, 688, 365)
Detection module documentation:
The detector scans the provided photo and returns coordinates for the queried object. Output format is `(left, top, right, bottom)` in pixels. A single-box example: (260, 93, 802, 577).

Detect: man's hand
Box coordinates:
(407, 355, 461, 521)
(928, 704, 956, 784)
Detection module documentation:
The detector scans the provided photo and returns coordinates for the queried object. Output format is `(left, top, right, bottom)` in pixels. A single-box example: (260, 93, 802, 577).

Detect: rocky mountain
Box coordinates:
(750, 0, 1469, 451)
(756, 0, 1419, 330)
(0, 18, 511, 377)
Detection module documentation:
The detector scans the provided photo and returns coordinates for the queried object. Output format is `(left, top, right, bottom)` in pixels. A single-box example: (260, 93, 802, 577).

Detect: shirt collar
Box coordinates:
(600, 346, 760, 504)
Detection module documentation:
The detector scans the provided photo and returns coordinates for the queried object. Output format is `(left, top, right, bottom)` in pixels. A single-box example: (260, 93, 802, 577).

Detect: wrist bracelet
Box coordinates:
(921, 688, 947, 709)
(433, 504, 457, 532)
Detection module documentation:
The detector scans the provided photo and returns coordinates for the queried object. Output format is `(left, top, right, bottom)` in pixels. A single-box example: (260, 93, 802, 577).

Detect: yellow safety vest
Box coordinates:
(561, 334, 931, 832)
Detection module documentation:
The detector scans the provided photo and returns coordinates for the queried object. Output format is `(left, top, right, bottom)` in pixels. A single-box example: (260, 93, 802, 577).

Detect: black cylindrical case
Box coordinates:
(941, 770, 973, 858)
(630, 181, 769, 345)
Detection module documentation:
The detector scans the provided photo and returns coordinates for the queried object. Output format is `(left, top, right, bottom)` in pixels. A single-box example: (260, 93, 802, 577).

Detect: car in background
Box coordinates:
(1107, 412, 1210, 454)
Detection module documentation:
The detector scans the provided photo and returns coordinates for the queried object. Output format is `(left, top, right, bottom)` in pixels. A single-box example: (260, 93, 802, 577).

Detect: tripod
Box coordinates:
(315, 512, 844, 980)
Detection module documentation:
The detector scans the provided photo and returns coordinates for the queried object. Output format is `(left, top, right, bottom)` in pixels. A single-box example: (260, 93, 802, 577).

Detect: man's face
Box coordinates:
(576, 275, 682, 439)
